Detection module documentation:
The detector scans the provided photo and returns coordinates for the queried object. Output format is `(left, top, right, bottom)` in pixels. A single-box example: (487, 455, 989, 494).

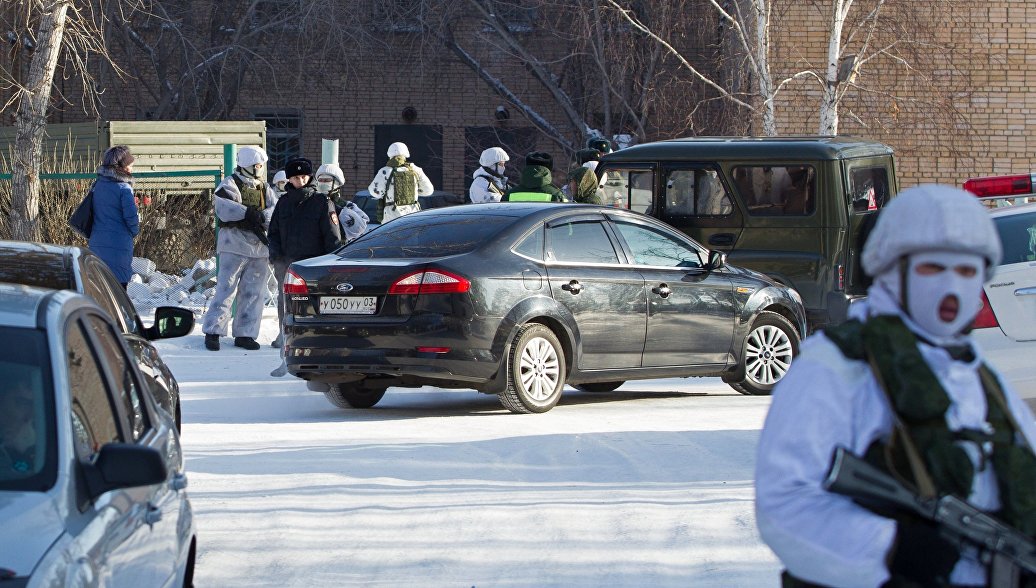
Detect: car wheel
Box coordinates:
(499, 323, 566, 414)
(729, 311, 799, 396)
(323, 383, 387, 409)
(573, 381, 624, 393)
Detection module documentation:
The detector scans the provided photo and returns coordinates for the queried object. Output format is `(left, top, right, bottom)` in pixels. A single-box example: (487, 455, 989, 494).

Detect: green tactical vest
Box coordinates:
(824, 316, 1036, 537)
(233, 175, 265, 209)
(507, 191, 553, 202)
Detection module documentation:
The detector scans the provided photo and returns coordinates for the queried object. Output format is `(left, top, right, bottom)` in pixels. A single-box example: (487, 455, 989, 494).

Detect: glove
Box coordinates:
(885, 520, 960, 586)
(243, 206, 264, 228)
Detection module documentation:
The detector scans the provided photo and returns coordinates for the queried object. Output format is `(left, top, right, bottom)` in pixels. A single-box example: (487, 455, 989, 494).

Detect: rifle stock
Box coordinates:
(824, 447, 1036, 577)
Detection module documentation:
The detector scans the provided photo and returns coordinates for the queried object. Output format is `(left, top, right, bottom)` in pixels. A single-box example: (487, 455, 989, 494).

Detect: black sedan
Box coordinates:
(0, 241, 194, 429)
(283, 203, 807, 413)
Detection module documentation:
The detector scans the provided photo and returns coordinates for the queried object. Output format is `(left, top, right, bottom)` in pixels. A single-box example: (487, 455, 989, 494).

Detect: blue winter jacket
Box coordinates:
(88, 173, 139, 284)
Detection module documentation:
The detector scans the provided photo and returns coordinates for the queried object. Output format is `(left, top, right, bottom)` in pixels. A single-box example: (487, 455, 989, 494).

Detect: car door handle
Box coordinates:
(708, 233, 736, 247)
(145, 503, 162, 526)
(172, 473, 188, 492)
(1015, 287, 1036, 296)
(651, 283, 672, 299)
(561, 281, 582, 294)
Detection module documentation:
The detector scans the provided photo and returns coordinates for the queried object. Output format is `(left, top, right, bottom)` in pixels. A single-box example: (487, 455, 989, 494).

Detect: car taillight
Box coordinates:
(836, 264, 845, 291)
(972, 291, 999, 329)
(283, 269, 308, 294)
(389, 269, 470, 295)
(963, 174, 1034, 197)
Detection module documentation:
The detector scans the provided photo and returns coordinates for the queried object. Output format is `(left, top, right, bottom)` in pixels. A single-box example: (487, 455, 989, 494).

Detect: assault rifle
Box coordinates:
(824, 447, 1036, 587)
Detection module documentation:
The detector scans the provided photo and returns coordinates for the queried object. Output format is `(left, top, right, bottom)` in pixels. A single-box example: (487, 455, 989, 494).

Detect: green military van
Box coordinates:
(597, 136, 898, 331)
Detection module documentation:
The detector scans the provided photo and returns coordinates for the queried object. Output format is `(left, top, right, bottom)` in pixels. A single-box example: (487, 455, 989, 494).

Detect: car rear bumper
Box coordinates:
(972, 326, 1036, 411)
(283, 318, 503, 386)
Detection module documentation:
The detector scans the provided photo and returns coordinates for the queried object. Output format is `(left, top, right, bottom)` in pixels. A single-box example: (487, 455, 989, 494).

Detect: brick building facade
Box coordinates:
(3, 1, 1034, 194)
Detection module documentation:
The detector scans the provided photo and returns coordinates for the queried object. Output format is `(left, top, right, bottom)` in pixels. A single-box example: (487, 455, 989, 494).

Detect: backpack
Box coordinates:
(385, 164, 418, 206)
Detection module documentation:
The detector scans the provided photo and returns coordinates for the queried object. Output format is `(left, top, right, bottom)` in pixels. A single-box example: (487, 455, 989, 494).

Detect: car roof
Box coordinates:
(988, 202, 1036, 218)
(0, 283, 59, 327)
(603, 135, 894, 162)
(0, 282, 102, 330)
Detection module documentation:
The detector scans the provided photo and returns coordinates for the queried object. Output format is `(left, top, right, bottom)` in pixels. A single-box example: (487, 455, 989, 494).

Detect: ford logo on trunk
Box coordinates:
(335, 283, 354, 293)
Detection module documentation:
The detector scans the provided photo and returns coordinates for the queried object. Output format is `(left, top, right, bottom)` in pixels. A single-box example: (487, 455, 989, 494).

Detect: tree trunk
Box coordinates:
(752, 0, 778, 136)
(11, 0, 71, 242)
(818, 0, 850, 136)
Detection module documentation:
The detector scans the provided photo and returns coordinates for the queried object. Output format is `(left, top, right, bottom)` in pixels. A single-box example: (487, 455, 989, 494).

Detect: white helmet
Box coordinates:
(862, 184, 1002, 278)
(315, 163, 345, 187)
(387, 142, 410, 159)
(237, 145, 268, 168)
(479, 147, 509, 167)
(272, 170, 287, 185)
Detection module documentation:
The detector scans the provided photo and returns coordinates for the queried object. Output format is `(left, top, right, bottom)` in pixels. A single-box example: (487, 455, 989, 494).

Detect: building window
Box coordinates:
(249, 0, 298, 31)
(484, 1, 536, 33)
(253, 110, 301, 173)
(370, 0, 427, 33)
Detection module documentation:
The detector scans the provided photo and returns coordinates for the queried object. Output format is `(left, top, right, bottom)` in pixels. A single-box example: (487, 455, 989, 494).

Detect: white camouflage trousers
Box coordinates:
(202, 252, 271, 338)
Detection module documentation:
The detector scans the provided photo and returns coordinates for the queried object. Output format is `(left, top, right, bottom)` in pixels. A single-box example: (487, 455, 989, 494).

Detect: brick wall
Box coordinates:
(769, 1, 1036, 188)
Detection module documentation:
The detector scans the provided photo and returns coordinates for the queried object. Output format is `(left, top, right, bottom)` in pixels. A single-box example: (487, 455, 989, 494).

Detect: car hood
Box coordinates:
(0, 491, 64, 576)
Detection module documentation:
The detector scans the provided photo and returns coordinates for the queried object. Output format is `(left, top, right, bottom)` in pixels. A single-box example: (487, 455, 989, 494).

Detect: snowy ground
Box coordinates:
(154, 310, 781, 587)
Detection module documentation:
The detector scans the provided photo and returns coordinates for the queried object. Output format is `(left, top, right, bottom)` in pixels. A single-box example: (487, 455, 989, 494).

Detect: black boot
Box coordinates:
(234, 336, 260, 350)
(271, 334, 283, 348)
(204, 334, 220, 351)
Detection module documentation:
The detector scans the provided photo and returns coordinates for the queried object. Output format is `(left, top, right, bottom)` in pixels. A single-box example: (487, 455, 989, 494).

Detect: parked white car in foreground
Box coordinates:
(0, 284, 196, 587)
(964, 175, 1036, 411)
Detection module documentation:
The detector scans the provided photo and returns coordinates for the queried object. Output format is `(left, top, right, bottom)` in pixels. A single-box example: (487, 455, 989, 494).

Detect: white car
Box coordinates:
(0, 284, 196, 586)
(970, 200, 1036, 412)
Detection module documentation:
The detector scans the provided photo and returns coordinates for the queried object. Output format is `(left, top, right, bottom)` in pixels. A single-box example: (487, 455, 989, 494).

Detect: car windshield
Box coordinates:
(0, 327, 56, 492)
(339, 214, 514, 259)
(992, 209, 1036, 266)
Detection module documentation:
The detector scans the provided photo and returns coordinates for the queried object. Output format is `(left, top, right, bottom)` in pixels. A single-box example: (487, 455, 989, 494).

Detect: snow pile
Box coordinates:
(127, 256, 217, 310)
(127, 255, 279, 312)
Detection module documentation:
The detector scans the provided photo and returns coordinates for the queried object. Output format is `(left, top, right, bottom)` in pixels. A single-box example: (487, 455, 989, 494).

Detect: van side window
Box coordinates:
(664, 169, 733, 216)
(599, 169, 654, 214)
(732, 165, 816, 216)
(849, 167, 891, 213)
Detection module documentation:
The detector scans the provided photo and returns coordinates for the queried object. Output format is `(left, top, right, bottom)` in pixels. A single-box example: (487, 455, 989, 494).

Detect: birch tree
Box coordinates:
(3, 0, 131, 241)
(602, 0, 901, 136)
(9, 0, 72, 242)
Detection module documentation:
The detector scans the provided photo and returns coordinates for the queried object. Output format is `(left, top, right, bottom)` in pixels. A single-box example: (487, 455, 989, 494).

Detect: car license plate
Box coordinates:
(318, 296, 377, 315)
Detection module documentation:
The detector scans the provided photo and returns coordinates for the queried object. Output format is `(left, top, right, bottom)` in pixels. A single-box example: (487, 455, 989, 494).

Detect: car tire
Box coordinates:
(729, 311, 799, 396)
(499, 323, 566, 414)
(323, 383, 387, 409)
(573, 381, 624, 393)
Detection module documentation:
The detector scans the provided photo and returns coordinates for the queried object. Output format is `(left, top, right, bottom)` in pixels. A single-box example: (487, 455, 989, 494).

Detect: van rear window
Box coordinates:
(849, 167, 891, 213)
(731, 166, 816, 216)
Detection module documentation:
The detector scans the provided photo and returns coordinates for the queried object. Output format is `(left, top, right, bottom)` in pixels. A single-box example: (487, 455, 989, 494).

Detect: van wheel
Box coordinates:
(729, 312, 799, 396)
(499, 324, 566, 414)
(573, 381, 624, 393)
(324, 383, 387, 409)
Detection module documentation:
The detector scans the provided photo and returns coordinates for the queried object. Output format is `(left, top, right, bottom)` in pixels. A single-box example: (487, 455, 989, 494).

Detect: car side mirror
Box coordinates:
(83, 443, 168, 500)
(144, 306, 195, 340)
(707, 250, 726, 271)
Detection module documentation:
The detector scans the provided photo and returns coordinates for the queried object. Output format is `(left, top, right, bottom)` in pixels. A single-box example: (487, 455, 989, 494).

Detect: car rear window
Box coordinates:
(0, 250, 69, 290)
(849, 167, 892, 213)
(339, 214, 514, 258)
(992, 210, 1036, 265)
(0, 327, 56, 492)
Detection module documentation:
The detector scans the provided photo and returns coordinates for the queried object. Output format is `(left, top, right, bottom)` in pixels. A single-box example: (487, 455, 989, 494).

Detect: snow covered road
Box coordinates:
(157, 332, 781, 587)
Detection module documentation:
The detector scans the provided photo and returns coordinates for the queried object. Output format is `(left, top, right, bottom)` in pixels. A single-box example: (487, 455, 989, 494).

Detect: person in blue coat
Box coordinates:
(89, 145, 140, 288)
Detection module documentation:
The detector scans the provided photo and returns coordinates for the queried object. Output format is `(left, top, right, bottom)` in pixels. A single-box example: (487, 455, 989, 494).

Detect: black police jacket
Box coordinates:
(267, 183, 343, 263)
